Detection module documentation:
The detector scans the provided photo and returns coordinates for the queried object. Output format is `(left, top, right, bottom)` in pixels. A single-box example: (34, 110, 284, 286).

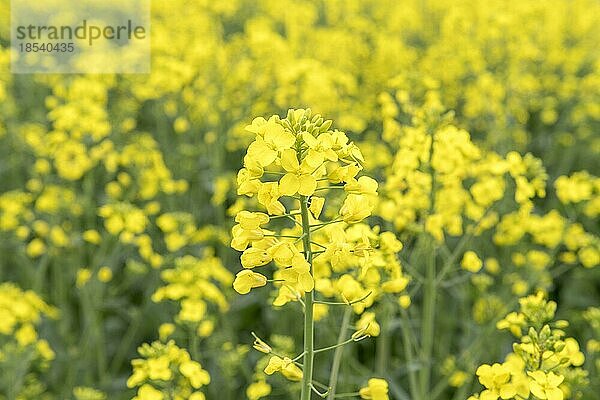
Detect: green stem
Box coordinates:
(327, 308, 352, 400)
(310, 219, 342, 233)
(420, 240, 437, 399)
(300, 195, 315, 400)
(314, 291, 372, 306)
(315, 337, 357, 354)
(191, 329, 199, 360)
(109, 311, 140, 373)
(376, 299, 391, 375)
(310, 220, 341, 228)
(400, 308, 420, 400)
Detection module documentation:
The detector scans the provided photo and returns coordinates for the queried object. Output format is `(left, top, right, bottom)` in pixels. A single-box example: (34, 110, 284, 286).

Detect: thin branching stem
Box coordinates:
(299, 195, 315, 400)
(326, 308, 352, 400)
(314, 291, 372, 306)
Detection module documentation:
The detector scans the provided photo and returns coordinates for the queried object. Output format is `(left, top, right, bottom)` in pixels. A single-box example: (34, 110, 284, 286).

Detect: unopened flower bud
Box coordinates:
(251, 332, 272, 354)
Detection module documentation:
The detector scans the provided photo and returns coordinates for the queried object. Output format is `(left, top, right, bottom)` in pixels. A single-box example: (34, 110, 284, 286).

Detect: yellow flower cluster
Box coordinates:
(156, 212, 198, 252)
(141, 0, 600, 163)
(232, 109, 378, 296)
(127, 340, 209, 400)
(0, 185, 80, 258)
(152, 250, 233, 334)
(377, 96, 599, 310)
(97, 202, 164, 268)
(494, 210, 599, 280)
(555, 171, 600, 218)
(0, 283, 57, 399)
(378, 95, 547, 242)
(470, 293, 588, 400)
(0, 282, 56, 354)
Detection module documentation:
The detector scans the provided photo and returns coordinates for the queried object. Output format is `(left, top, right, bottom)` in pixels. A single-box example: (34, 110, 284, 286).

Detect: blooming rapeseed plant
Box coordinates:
(231, 109, 407, 399)
(0, 283, 57, 398)
(470, 292, 589, 400)
(127, 340, 210, 400)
